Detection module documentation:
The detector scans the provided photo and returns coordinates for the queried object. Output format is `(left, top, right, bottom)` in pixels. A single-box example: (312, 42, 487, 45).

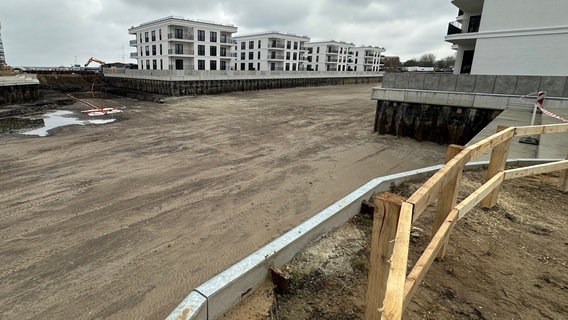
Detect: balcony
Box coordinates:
(447, 21, 462, 35)
(268, 53, 285, 60)
(129, 40, 137, 46)
(168, 49, 195, 56)
(268, 42, 285, 49)
(326, 57, 338, 63)
(130, 52, 138, 58)
(168, 33, 195, 41)
(327, 48, 339, 54)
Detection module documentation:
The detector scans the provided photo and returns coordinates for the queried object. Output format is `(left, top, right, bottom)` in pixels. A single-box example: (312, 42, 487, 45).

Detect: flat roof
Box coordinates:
(233, 31, 310, 40)
(129, 16, 237, 31)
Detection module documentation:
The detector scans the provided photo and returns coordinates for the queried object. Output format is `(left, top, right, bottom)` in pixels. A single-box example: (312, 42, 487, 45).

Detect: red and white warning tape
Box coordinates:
(519, 91, 568, 124)
(535, 104, 568, 123)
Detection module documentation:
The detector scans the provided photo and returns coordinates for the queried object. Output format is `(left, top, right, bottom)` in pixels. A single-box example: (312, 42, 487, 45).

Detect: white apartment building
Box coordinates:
(129, 16, 237, 71)
(233, 32, 310, 71)
(350, 46, 386, 72)
(305, 41, 354, 72)
(445, 0, 568, 76)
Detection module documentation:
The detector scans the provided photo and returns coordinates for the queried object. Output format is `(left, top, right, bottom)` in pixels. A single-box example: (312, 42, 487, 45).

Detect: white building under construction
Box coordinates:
(445, 0, 568, 76)
(128, 16, 237, 71)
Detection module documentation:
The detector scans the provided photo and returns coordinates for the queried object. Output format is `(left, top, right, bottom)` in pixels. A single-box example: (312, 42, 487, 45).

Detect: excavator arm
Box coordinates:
(85, 57, 106, 67)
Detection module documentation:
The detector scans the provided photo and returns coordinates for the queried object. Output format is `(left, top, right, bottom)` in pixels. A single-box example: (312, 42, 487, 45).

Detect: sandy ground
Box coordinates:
(0, 84, 448, 320)
(224, 171, 567, 320)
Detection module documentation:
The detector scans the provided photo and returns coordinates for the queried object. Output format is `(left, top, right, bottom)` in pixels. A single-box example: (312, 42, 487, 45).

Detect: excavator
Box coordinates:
(84, 57, 106, 68)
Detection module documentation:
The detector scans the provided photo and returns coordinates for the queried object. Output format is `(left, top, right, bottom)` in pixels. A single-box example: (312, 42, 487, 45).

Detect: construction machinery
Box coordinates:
(84, 57, 106, 67)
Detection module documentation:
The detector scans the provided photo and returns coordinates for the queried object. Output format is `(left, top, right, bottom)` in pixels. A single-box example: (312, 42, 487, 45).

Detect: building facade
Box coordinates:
(304, 41, 354, 72)
(445, 0, 568, 76)
(350, 46, 386, 72)
(233, 32, 310, 71)
(129, 16, 237, 71)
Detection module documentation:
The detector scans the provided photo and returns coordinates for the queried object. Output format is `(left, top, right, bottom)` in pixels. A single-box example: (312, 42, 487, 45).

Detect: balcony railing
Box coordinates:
(129, 40, 137, 46)
(167, 33, 195, 41)
(268, 54, 285, 60)
(268, 43, 285, 49)
(327, 48, 339, 54)
(168, 49, 195, 55)
(130, 52, 138, 58)
(447, 21, 462, 35)
(327, 57, 338, 63)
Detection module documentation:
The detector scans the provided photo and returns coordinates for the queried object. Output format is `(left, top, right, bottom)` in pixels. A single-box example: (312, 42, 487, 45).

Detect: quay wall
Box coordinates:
(102, 69, 382, 96)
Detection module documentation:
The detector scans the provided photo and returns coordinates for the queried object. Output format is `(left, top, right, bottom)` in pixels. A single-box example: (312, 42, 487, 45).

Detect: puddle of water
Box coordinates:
(22, 110, 116, 137)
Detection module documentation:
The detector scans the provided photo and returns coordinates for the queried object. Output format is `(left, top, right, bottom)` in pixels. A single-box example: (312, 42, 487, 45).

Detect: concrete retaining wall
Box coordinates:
(166, 159, 559, 320)
(0, 75, 40, 105)
(102, 76, 381, 96)
(382, 73, 568, 98)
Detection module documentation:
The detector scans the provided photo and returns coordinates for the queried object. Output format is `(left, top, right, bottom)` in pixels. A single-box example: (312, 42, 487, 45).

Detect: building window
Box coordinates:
(153, 59, 157, 69)
(248, 63, 254, 70)
(241, 52, 245, 60)
(145, 46, 150, 56)
(146, 60, 150, 69)
(160, 60, 163, 69)
(198, 45, 205, 56)
(220, 60, 227, 70)
(241, 42, 246, 50)
(240, 63, 245, 70)
(257, 63, 260, 70)
(220, 34, 227, 43)
(175, 44, 183, 54)
(294, 42, 298, 50)
(151, 30, 156, 41)
(210, 60, 217, 70)
(285, 63, 290, 71)
(287, 41, 291, 49)
(286, 52, 290, 60)
(248, 52, 254, 60)
(257, 51, 261, 59)
(160, 44, 162, 55)
(145, 32, 149, 42)
(220, 47, 227, 57)
(293, 52, 297, 60)
(152, 45, 156, 55)
(175, 59, 183, 70)
(210, 46, 217, 56)
(139, 33, 142, 43)
(175, 28, 183, 39)
(316, 56, 319, 62)
(139, 46, 143, 56)
(292, 63, 297, 71)
(159, 29, 162, 40)
(210, 31, 217, 42)
(258, 40, 261, 48)
(198, 30, 205, 41)
(198, 60, 205, 70)
(249, 41, 254, 49)
(317, 47, 320, 54)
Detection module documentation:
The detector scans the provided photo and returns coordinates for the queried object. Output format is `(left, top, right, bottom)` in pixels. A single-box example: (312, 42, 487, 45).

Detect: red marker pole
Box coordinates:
(530, 91, 546, 126)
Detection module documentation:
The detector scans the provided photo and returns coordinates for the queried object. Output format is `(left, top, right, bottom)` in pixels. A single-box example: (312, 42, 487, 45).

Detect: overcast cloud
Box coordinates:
(1, 0, 457, 67)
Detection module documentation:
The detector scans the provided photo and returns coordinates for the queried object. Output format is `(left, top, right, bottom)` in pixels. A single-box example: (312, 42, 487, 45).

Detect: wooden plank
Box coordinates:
(560, 153, 568, 193)
(514, 123, 568, 136)
(456, 172, 505, 219)
(380, 202, 414, 320)
(365, 193, 406, 320)
(403, 209, 459, 310)
(466, 126, 515, 159)
(480, 127, 512, 208)
(408, 150, 471, 222)
(504, 160, 568, 180)
(433, 145, 465, 260)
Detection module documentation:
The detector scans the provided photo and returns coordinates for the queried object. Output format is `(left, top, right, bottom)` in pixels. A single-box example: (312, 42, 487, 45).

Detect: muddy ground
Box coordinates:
(0, 84, 449, 319)
(223, 170, 567, 320)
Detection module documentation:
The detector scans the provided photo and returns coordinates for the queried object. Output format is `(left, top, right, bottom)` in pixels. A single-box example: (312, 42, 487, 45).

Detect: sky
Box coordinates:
(1, 0, 458, 67)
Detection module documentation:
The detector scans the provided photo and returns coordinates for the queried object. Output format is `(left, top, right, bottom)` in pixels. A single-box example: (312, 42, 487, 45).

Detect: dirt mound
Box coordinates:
(222, 170, 568, 320)
(36, 73, 100, 92)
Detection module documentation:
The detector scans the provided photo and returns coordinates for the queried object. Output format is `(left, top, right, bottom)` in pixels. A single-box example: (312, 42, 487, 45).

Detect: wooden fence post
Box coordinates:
(560, 153, 568, 192)
(433, 144, 465, 260)
(365, 192, 406, 320)
(481, 126, 512, 208)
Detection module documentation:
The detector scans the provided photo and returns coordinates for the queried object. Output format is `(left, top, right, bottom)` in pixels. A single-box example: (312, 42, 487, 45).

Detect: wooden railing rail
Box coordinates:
(365, 123, 568, 320)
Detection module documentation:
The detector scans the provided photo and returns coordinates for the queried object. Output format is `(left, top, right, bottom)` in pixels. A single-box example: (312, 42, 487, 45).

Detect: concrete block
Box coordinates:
(438, 74, 457, 91)
(538, 76, 567, 97)
(456, 75, 476, 92)
(446, 92, 475, 107)
(382, 73, 396, 88)
(394, 74, 410, 89)
(371, 88, 407, 101)
(474, 75, 496, 93)
(473, 94, 509, 110)
(408, 73, 425, 89)
(493, 76, 518, 94)
(515, 76, 542, 95)
(423, 74, 441, 90)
